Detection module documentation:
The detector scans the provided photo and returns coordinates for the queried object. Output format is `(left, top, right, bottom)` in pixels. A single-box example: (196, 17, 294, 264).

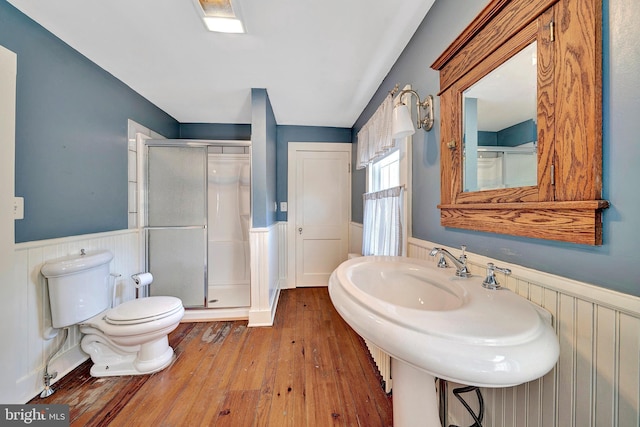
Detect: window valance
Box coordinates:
(356, 94, 395, 170)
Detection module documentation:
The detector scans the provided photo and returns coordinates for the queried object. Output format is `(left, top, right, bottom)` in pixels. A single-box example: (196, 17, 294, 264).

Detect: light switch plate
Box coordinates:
(13, 197, 24, 220)
(280, 202, 288, 212)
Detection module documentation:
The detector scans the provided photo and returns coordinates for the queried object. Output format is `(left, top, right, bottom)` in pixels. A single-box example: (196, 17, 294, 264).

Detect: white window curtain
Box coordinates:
(362, 186, 405, 256)
(356, 94, 395, 170)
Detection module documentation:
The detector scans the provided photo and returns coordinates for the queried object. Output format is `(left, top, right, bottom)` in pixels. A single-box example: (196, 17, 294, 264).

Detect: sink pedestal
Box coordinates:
(393, 358, 442, 427)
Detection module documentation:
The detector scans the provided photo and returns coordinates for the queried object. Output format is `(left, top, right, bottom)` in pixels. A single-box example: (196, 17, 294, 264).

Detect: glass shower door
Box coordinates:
(146, 145, 207, 307)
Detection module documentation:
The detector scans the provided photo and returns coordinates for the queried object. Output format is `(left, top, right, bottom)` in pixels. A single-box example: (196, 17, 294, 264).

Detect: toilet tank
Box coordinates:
(41, 250, 114, 328)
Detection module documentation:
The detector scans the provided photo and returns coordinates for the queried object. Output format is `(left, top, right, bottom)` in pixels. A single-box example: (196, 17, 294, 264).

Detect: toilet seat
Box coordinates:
(81, 296, 184, 338)
(105, 296, 183, 325)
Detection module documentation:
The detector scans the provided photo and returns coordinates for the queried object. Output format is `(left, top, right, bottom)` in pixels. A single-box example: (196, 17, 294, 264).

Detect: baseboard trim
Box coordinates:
(18, 345, 88, 403)
(249, 287, 281, 327)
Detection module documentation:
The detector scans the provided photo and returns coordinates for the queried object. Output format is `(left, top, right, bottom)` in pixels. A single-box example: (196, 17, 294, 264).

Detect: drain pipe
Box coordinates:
(439, 379, 485, 427)
(438, 378, 448, 426)
(450, 384, 485, 427)
(40, 327, 69, 398)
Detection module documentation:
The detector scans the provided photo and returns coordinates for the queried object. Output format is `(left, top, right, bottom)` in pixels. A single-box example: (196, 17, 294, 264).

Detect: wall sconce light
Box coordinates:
(391, 89, 434, 139)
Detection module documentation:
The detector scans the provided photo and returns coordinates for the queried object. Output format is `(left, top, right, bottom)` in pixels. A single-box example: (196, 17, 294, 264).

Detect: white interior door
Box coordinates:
(288, 143, 351, 287)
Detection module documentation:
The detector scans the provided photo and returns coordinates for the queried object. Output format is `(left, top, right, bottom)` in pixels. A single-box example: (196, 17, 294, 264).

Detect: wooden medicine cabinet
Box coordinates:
(431, 0, 608, 245)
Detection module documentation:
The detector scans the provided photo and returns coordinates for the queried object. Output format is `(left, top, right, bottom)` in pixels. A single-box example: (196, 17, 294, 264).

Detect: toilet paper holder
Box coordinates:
(131, 272, 153, 298)
(131, 272, 153, 288)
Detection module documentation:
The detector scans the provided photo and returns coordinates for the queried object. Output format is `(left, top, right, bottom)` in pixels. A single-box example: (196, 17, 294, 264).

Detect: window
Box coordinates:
(366, 131, 411, 254)
(370, 149, 400, 192)
(366, 89, 413, 195)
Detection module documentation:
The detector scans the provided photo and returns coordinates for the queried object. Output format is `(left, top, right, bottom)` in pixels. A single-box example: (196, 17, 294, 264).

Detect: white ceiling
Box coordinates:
(8, 0, 435, 127)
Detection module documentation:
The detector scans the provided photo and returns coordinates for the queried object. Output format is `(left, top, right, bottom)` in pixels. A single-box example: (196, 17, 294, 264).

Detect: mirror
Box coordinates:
(431, 0, 606, 245)
(463, 42, 537, 192)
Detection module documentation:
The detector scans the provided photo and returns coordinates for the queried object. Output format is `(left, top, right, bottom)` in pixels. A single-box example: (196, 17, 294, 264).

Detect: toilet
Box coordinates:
(40, 249, 184, 377)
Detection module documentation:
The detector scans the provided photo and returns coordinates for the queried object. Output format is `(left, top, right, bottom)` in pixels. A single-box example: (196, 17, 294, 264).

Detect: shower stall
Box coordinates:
(144, 140, 251, 310)
(206, 149, 251, 307)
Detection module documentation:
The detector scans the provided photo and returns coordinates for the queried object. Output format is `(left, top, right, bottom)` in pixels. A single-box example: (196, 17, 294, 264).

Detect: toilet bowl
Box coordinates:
(80, 296, 184, 376)
(41, 250, 185, 377)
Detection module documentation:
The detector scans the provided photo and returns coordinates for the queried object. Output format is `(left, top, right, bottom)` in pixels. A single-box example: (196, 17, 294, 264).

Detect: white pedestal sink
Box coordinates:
(328, 256, 559, 427)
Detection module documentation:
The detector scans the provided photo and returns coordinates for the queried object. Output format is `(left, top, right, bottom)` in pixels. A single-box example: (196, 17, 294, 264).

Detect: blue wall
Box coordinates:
(179, 123, 251, 140)
(353, 0, 640, 297)
(8, 0, 637, 297)
(179, 123, 352, 223)
(478, 119, 537, 147)
(478, 131, 497, 145)
(250, 88, 277, 228)
(276, 126, 352, 222)
(464, 98, 479, 191)
(497, 119, 537, 147)
(0, 0, 180, 243)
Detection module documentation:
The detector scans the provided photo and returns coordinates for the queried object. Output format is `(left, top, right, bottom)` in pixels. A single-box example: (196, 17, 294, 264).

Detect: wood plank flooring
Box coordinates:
(29, 288, 393, 426)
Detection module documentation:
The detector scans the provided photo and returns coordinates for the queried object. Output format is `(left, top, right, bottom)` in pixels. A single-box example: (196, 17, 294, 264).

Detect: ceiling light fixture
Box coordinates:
(194, 0, 246, 34)
(203, 17, 245, 33)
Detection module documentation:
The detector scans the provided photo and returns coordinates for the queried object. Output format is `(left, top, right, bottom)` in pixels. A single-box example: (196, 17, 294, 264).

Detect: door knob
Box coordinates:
(298, 227, 303, 235)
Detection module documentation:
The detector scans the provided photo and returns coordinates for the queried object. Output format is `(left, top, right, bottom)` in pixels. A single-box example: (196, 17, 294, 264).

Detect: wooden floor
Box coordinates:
(30, 288, 393, 426)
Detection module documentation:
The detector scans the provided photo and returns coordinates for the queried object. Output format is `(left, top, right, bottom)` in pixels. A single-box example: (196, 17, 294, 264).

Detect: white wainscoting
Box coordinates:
(8, 229, 140, 404)
(7, 223, 287, 402)
(408, 237, 640, 427)
(248, 224, 281, 327)
(349, 221, 363, 255)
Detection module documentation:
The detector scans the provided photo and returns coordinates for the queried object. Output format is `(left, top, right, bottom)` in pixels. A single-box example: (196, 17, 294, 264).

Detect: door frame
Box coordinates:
(0, 45, 17, 404)
(287, 142, 352, 288)
(0, 45, 16, 270)
(144, 143, 209, 306)
(142, 139, 252, 306)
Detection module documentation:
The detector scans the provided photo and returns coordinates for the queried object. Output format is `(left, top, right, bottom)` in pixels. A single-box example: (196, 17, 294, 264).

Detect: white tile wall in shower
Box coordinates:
(126, 120, 165, 230)
(127, 149, 137, 182)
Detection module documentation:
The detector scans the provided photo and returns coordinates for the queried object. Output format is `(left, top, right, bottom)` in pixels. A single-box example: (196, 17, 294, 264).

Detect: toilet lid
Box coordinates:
(105, 296, 183, 325)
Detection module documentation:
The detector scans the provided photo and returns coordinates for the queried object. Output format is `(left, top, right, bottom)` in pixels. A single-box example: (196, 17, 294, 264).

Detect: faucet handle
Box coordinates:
(458, 245, 469, 268)
(437, 252, 448, 268)
(482, 262, 511, 290)
(455, 245, 472, 277)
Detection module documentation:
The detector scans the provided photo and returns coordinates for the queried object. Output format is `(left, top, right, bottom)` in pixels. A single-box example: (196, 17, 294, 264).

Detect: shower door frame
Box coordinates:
(143, 139, 252, 308)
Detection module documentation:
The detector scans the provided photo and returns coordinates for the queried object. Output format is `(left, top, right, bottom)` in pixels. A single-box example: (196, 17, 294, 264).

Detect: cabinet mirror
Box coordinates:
(431, 0, 608, 245)
(463, 42, 537, 192)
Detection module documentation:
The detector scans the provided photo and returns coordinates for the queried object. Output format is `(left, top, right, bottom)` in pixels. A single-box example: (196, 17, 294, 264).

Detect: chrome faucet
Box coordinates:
(482, 262, 511, 290)
(429, 245, 471, 278)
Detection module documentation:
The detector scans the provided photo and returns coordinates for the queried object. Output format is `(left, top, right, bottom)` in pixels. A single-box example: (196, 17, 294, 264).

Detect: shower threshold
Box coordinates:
(207, 284, 250, 308)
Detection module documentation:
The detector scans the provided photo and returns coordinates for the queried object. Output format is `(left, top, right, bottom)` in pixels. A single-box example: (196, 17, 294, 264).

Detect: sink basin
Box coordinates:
(350, 265, 465, 311)
(329, 256, 559, 426)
